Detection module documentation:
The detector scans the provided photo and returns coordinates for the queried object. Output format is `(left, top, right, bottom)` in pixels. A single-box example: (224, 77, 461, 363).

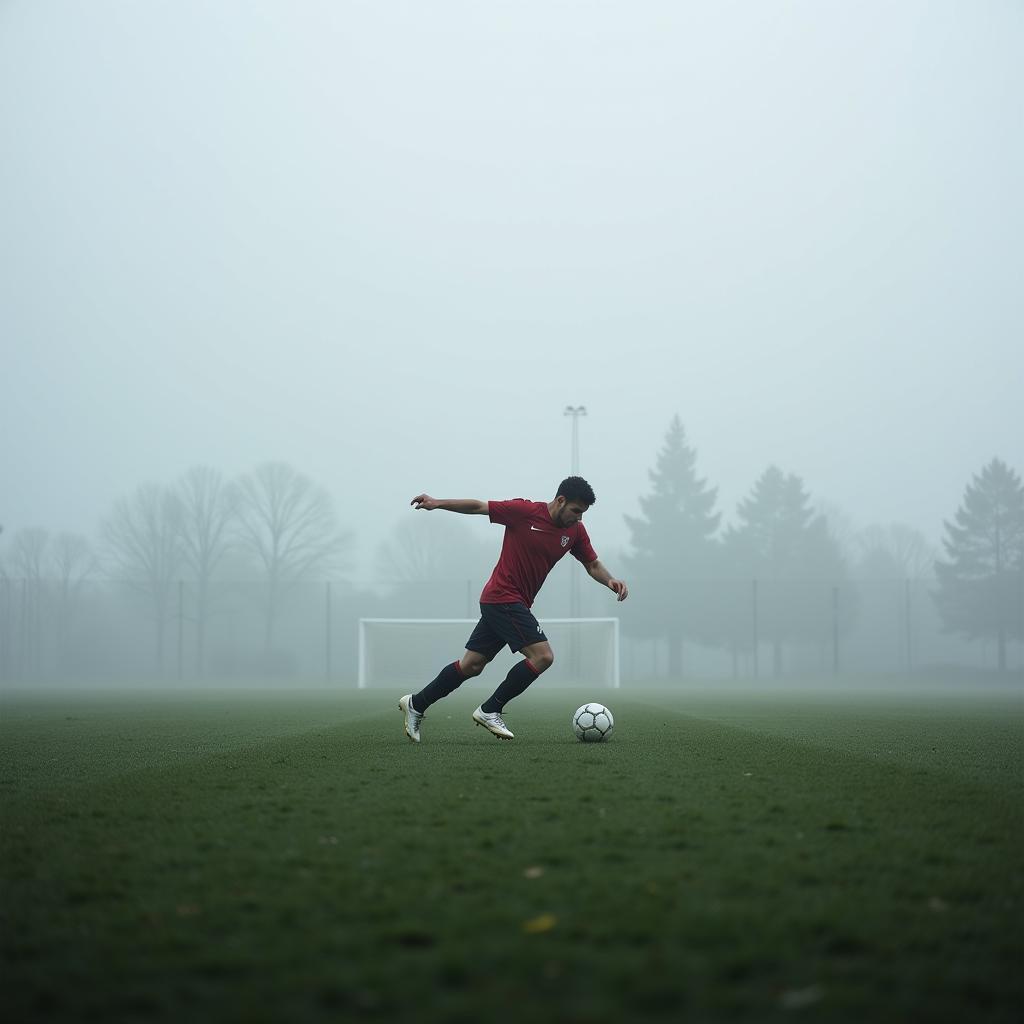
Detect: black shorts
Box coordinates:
(465, 602, 547, 659)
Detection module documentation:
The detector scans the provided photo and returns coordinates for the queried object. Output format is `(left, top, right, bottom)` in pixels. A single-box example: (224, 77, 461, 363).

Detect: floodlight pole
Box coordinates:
(564, 405, 587, 476)
(563, 406, 587, 674)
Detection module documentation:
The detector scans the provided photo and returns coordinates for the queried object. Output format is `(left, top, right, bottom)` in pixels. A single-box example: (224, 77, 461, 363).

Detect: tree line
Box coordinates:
(620, 417, 1023, 673)
(1, 425, 1022, 678)
(0, 463, 350, 676)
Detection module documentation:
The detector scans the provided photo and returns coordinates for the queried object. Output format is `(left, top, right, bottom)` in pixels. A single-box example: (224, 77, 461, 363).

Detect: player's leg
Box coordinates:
(517, 639, 554, 672)
(399, 619, 498, 743)
(479, 640, 552, 713)
(472, 605, 552, 739)
(412, 649, 489, 712)
(459, 649, 490, 675)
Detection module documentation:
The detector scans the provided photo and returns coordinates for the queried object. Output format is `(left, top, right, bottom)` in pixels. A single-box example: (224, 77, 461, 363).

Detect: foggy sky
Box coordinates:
(2, 0, 1021, 579)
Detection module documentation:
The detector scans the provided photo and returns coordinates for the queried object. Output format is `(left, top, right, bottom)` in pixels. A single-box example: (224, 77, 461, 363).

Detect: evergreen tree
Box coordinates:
(622, 416, 720, 677)
(723, 466, 848, 676)
(934, 458, 1024, 671)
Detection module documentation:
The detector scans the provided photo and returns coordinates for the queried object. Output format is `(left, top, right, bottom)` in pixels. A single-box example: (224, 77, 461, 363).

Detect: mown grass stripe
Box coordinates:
(2, 686, 1021, 1023)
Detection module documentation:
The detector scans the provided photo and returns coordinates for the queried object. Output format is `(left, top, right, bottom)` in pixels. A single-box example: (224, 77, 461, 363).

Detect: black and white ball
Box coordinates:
(573, 703, 614, 742)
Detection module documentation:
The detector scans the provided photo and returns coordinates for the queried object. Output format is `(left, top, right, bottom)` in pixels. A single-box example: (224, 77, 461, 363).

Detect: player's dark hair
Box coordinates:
(557, 476, 596, 506)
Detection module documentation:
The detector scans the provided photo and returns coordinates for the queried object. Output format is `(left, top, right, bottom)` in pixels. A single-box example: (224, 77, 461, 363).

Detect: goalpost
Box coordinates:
(357, 617, 620, 689)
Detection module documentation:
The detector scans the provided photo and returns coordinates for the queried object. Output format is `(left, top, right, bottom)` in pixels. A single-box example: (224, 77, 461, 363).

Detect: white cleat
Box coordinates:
(399, 694, 424, 743)
(472, 706, 514, 740)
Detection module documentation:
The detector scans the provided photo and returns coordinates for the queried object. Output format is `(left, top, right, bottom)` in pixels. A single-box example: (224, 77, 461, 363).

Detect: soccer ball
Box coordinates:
(573, 703, 614, 742)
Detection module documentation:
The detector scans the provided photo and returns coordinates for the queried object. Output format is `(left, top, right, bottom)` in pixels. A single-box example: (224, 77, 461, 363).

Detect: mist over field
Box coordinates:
(1, 1, 1022, 682)
(2, 10, 1023, 1020)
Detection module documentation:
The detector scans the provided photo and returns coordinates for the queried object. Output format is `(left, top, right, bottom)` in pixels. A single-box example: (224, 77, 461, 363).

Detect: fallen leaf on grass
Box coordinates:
(522, 913, 557, 934)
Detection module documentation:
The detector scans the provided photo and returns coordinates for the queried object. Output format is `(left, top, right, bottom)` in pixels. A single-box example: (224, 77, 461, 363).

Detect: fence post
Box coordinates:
(20, 578, 27, 680)
(0, 577, 8, 681)
(1016, 567, 1024, 671)
(832, 585, 840, 674)
(752, 579, 759, 679)
(177, 580, 184, 682)
(357, 619, 367, 689)
(325, 580, 332, 683)
(905, 579, 912, 673)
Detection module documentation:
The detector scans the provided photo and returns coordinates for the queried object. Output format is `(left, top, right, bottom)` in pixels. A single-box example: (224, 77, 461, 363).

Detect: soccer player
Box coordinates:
(399, 476, 628, 742)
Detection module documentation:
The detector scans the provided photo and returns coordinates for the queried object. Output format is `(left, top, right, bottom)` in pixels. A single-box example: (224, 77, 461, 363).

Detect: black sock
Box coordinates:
(412, 661, 466, 712)
(480, 659, 539, 714)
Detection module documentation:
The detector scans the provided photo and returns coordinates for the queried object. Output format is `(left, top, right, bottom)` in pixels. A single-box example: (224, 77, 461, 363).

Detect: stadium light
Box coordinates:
(563, 405, 587, 474)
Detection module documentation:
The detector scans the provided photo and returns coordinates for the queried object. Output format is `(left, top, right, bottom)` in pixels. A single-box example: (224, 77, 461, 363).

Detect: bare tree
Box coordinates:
(375, 513, 493, 615)
(51, 531, 97, 671)
(102, 484, 183, 676)
(8, 529, 50, 677)
(234, 462, 351, 651)
(9, 528, 49, 580)
(856, 523, 935, 580)
(175, 466, 236, 676)
(816, 500, 859, 565)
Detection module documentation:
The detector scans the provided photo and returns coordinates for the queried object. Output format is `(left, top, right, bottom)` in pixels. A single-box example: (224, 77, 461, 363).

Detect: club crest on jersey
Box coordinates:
(561, 536, 570, 547)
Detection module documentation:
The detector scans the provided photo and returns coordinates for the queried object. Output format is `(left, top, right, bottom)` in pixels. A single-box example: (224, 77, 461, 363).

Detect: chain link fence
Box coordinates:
(0, 575, 1021, 686)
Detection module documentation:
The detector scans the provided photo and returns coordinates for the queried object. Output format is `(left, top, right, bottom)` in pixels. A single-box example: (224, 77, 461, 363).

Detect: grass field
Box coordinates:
(2, 682, 1022, 1022)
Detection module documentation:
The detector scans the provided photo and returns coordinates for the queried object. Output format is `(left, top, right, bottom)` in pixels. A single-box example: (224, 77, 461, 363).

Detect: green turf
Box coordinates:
(1, 684, 1022, 1022)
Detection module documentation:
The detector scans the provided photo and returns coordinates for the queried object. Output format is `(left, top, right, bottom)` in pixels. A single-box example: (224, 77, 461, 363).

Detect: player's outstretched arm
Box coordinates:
(585, 559, 629, 602)
(411, 495, 489, 514)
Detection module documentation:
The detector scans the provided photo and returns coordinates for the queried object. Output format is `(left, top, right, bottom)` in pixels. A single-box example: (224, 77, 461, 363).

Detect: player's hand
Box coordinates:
(411, 494, 438, 510)
(609, 579, 629, 602)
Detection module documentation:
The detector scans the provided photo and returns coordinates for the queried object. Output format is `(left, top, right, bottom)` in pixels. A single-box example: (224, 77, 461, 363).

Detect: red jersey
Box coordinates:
(480, 499, 598, 607)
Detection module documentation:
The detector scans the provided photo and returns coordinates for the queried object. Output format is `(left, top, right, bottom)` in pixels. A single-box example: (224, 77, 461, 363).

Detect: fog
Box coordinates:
(1, 2, 1022, 682)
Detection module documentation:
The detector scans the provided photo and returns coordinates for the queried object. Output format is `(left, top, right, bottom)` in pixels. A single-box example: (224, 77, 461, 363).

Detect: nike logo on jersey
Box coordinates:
(529, 525, 548, 532)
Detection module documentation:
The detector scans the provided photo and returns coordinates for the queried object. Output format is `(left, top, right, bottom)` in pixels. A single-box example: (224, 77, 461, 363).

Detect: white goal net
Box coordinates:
(357, 617, 620, 689)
